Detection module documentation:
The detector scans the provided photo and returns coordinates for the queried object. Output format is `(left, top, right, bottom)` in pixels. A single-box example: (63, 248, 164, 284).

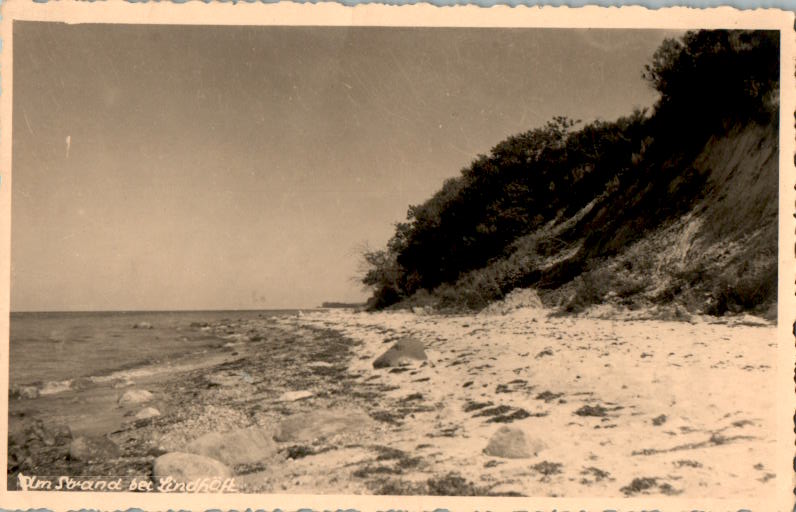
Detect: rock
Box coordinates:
(732, 314, 770, 327)
(373, 337, 427, 368)
(118, 389, 154, 406)
(206, 372, 244, 387)
(132, 321, 153, 329)
(153, 452, 232, 484)
(69, 436, 121, 462)
(279, 390, 313, 402)
(51, 424, 73, 446)
(26, 419, 72, 447)
(135, 407, 161, 420)
(185, 427, 278, 466)
(483, 426, 545, 459)
(307, 361, 333, 369)
(147, 445, 168, 458)
(112, 378, 135, 389)
(275, 409, 372, 443)
(11, 385, 39, 400)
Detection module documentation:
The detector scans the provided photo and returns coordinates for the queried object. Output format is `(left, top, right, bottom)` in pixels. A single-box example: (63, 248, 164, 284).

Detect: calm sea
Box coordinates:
(9, 309, 294, 392)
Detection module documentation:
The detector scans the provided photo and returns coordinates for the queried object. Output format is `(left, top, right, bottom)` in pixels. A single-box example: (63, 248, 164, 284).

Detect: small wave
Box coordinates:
(91, 366, 160, 383)
(38, 380, 73, 396)
(23, 340, 236, 397)
(32, 368, 155, 396)
(47, 332, 67, 344)
(91, 358, 216, 384)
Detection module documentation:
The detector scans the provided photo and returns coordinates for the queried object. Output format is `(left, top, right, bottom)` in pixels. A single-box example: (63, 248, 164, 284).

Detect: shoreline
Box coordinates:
(8, 306, 777, 496)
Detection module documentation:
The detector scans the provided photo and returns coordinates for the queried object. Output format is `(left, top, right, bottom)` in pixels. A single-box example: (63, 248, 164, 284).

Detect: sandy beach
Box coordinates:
(4, 15, 789, 512)
(277, 306, 777, 497)
(8, 301, 777, 497)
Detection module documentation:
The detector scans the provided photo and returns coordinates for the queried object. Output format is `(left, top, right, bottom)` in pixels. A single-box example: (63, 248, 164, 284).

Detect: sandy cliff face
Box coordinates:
(546, 122, 779, 319)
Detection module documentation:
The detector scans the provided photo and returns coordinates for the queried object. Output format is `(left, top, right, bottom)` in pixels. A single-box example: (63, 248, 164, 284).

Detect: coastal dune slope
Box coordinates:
(544, 121, 778, 318)
(361, 30, 779, 319)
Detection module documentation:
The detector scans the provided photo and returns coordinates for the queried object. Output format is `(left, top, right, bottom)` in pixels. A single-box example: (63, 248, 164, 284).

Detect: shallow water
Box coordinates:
(10, 309, 296, 391)
(7, 309, 355, 490)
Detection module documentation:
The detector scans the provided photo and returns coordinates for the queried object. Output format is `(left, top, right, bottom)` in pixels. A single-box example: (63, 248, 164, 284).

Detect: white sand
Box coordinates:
(283, 306, 777, 498)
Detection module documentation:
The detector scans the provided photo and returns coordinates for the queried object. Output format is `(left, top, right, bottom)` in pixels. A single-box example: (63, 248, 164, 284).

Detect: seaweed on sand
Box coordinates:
(620, 477, 682, 496)
(369, 472, 527, 497)
(531, 461, 563, 476)
(463, 400, 493, 412)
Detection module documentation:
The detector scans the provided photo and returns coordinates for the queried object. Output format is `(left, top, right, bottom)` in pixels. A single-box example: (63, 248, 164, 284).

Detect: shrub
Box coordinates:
(706, 261, 777, 316)
(564, 268, 613, 312)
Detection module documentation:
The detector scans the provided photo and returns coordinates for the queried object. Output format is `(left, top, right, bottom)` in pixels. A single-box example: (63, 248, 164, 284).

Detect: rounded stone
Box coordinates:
(483, 426, 545, 459)
(373, 337, 427, 368)
(275, 409, 372, 443)
(279, 390, 313, 402)
(135, 407, 161, 420)
(185, 427, 277, 466)
(153, 452, 232, 484)
(69, 436, 121, 462)
(118, 389, 154, 406)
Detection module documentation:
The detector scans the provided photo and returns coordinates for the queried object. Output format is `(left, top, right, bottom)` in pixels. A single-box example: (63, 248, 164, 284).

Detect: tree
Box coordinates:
(643, 30, 779, 133)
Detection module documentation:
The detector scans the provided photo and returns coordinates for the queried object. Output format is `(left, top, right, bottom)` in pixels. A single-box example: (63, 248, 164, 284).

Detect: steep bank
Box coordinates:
(541, 122, 778, 317)
(361, 30, 779, 317)
(393, 121, 778, 319)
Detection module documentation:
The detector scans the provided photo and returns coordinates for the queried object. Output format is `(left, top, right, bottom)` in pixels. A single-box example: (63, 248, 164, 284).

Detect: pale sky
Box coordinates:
(11, 22, 676, 311)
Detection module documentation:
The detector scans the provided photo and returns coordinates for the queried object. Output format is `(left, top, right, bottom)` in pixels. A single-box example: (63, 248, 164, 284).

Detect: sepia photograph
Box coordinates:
(1, 3, 792, 509)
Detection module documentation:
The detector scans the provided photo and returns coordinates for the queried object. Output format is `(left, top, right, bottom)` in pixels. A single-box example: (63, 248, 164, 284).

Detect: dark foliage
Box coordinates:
(644, 30, 779, 139)
(360, 30, 779, 313)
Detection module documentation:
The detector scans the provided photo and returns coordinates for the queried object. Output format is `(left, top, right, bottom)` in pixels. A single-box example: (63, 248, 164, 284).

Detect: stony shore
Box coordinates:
(7, 302, 777, 497)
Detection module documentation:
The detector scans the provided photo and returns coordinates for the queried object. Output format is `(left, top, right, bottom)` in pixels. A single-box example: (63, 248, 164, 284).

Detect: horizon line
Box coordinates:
(8, 307, 317, 314)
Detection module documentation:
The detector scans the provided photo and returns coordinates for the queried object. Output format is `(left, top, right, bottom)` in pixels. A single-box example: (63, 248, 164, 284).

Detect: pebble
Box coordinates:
(307, 361, 334, 368)
(112, 379, 135, 389)
(118, 389, 154, 406)
(135, 407, 161, 420)
(279, 390, 313, 402)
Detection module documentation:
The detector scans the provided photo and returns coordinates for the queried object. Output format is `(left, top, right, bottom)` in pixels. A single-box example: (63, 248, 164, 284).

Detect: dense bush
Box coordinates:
(361, 30, 779, 314)
(644, 30, 780, 139)
(706, 260, 778, 316)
